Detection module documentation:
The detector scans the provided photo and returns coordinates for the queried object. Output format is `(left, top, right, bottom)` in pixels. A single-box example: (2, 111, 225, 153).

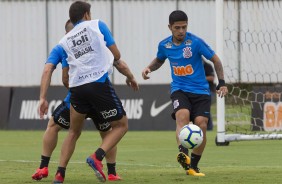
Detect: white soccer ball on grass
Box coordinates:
(179, 124, 203, 149)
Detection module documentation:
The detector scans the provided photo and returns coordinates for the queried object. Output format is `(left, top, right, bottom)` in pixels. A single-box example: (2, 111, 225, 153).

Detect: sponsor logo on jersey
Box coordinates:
(74, 46, 94, 59)
(71, 35, 89, 47)
(66, 28, 94, 59)
(183, 47, 192, 58)
(173, 64, 194, 76)
(165, 42, 173, 48)
(19, 100, 62, 120)
(67, 28, 87, 40)
(185, 39, 192, 45)
(78, 70, 105, 80)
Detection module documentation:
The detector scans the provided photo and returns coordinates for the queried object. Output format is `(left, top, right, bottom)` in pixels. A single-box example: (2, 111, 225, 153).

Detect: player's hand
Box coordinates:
(216, 79, 228, 98)
(142, 68, 151, 80)
(38, 99, 48, 119)
(126, 77, 139, 91)
(216, 86, 228, 98)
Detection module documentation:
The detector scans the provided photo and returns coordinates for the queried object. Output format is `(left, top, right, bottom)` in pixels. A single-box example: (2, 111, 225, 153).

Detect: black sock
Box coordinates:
(190, 153, 201, 169)
(57, 167, 66, 178)
(39, 155, 50, 169)
(107, 163, 116, 175)
(178, 145, 189, 156)
(95, 148, 106, 161)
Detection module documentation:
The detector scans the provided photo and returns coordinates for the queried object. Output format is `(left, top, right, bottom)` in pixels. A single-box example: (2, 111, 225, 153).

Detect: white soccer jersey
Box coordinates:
(59, 20, 114, 87)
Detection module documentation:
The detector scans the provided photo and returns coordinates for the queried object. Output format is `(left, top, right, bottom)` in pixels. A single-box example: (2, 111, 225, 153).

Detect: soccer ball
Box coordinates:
(179, 124, 203, 149)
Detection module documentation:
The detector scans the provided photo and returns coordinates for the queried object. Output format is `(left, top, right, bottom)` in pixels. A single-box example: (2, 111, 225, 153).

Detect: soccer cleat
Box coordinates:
(177, 152, 191, 170)
(86, 154, 106, 182)
(53, 172, 64, 184)
(108, 174, 122, 181)
(31, 167, 49, 180)
(187, 167, 205, 176)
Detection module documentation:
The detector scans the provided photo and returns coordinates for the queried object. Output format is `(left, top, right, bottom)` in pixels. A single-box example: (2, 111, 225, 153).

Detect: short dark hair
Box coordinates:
(64, 19, 73, 32)
(169, 10, 188, 25)
(69, 1, 91, 24)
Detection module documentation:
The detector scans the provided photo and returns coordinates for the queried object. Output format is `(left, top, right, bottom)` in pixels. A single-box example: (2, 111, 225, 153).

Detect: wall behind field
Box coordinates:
(0, 0, 216, 86)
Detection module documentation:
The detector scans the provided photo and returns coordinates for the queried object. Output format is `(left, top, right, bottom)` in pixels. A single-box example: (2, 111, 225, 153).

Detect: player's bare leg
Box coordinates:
(32, 117, 62, 181)
(100, 131, 122, 181)
(175, 109, 190, 145)
(86, 116, 128, 182)
(53, 106, 85, 183)
(187, 116, 208, 176)
(99, 116, 128, 154)
(60, 107, 85, 167)
(175, 109, 191, 171)
(43, 117, 62, 157)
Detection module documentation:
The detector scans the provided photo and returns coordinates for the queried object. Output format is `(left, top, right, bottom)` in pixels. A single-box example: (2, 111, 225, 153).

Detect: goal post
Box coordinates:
(215, 0, 282, 145)
(215, 0, 227, 144)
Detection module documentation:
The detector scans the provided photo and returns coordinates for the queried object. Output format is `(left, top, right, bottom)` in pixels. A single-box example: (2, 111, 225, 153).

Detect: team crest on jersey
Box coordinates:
(184, 39, 192, 45)
(183, 47, 192, 58)
(165, 42, 172, 48)
(173, 99, 179, 109)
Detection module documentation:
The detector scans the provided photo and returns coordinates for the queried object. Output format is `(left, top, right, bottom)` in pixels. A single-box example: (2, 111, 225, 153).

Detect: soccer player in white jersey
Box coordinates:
(34, 20, 122, 182)
(142, 10, 228, 176)
(38, 1, 139, 183)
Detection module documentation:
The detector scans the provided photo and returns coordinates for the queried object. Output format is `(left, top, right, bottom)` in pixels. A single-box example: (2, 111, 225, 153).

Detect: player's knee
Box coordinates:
(194, 117, 208, 131)
(198, 122, 207, 131)
(68, 129, 82, 140)
(176, 121, 188, 129)
(112, 116, 128, 133)
(118, 119, 128, 133)
(175, 109, 190, 123)
(47, 121, 61, 132)
(121, 116, 129, 131)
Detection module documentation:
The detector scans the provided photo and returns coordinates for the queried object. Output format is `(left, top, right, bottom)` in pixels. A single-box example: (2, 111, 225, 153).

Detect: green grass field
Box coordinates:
(1, 129, 282, 184)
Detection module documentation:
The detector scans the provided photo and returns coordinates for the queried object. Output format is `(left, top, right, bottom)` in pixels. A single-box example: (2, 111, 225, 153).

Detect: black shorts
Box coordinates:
(70, 78, 126, 124)
(87, 114, 112, 132)
(52, 102, 70, 129)
(170, 90, 211, 122)
(52, 101, 111, 132)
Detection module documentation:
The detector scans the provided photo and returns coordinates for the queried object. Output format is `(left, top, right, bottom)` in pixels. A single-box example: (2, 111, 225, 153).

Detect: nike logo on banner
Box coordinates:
(150, 100, 172, 117)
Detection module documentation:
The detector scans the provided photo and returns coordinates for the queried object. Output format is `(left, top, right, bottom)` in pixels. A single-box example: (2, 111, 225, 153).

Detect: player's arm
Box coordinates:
(62, 67, 69, 89)
(108, 45, 139, 91)
(99, 21, 121, 61)
(142, 57, 165, 80)
(210, 54, 224, 80)
(113, 59, 139, 91)
(38, 45, 62, 118)
(210, 54, 228, 97)
(204, 62, 215, 82)
(61, 52, 69, 89)
(108, 44, 121, 61)
(206, 75, 214, 83)
(99, 21, 138, 90)
(108, 45, 138, 91)
(39, 63, 55, 118)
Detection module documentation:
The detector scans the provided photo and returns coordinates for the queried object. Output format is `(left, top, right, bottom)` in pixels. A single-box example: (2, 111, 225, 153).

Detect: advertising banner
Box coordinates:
(8, 85, 175, 130)
(9, 87, 68, 130)
(115, 84, 175, 130)
(251, 85, 282, 131)
(0, 87, 12, 129)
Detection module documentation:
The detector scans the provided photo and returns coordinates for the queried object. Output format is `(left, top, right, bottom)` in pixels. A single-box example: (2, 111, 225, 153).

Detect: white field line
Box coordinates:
(0, 159, 176, 168)
(0, 159, 281, 169)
